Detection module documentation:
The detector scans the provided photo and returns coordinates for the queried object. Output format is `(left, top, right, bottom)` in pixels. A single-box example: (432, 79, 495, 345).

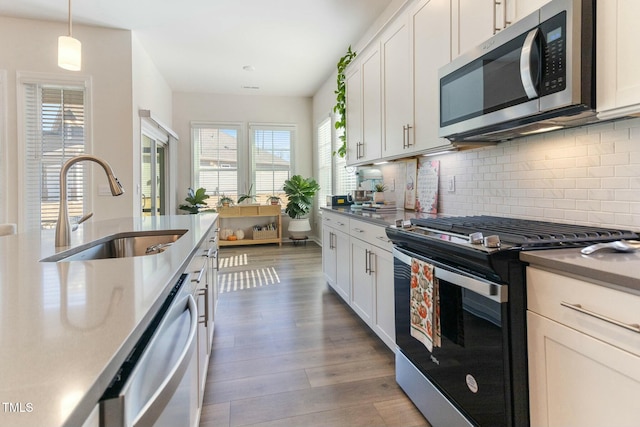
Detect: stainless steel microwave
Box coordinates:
(438, 0, 596, 143)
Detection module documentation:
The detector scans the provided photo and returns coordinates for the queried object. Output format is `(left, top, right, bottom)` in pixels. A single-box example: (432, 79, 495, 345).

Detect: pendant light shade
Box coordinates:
(58, 0, 81, 71)
(58, 35, 81, 71)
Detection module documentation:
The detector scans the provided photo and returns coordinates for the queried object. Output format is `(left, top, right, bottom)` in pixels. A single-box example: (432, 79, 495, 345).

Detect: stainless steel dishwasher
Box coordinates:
(100, 273, 198, 427)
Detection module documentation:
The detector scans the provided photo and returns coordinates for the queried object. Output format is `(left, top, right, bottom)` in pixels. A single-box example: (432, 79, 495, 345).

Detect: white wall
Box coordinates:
(0, 16, 134, 230)
(172, 92, 314, 237)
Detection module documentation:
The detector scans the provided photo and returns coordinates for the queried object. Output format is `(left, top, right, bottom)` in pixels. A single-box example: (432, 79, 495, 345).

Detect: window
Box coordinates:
(249, 124, 293, 203)
(316, 113, 357, 211)
(317, 117, 332, 212)
(21, 80, 88, 231)
(192, 123, 241, 204)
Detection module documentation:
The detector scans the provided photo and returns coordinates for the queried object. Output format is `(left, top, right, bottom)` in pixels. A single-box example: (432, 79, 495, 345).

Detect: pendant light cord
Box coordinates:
(67, 0, 73, 37)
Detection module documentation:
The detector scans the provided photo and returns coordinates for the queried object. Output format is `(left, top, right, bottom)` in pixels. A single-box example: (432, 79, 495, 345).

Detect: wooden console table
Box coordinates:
(218, 205, 282, 246)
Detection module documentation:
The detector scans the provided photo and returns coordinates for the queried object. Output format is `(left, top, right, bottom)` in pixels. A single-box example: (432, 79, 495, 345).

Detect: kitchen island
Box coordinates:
(0, 214, 217, 427)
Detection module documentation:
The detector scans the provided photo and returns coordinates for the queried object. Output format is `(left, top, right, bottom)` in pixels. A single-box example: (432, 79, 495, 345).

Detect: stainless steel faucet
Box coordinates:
(55, 155, 124, 247)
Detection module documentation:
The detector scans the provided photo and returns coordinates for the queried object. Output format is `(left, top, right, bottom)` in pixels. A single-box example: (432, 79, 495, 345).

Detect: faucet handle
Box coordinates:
(71, 212, 94, 231)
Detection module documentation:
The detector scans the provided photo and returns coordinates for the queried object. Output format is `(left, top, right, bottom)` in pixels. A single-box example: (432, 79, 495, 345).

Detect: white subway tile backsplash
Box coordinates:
(376, 118, 640, 229)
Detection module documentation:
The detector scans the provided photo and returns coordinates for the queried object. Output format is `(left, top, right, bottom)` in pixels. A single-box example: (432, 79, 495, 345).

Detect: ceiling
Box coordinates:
(0, 0, 395, 97)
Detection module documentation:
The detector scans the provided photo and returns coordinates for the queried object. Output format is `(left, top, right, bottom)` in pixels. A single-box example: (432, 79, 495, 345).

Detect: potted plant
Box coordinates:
(267, 195, 282, 205)
(333, 46, 357, 158)
(237, 184, 256, 205)
(283, 175, 320, 238)
(217, 194, 235, 208)
(373, 183, 387, 203)
(178, 187, 214, 214)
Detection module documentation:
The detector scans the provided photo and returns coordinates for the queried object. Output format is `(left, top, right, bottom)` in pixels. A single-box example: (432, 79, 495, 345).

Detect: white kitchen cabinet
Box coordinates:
(452, 0, 550, 58)
(185, 219, 218, 413)
(527, 267, 640, 426)
(345, 45, 382, 166)
(322, 217, 351, 302)
(350, 237, 375, 325)
(411, 0, 455, 153)
(453, 0, 496, 58)
(596, 0, 640, 120)
(372, 247, 395, 349)
(381, 15, 413, 159)
(350, 218, 395, 349)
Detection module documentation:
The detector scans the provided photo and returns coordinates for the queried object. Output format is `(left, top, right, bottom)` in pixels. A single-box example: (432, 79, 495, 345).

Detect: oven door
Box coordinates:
(393, 246, 509, 427)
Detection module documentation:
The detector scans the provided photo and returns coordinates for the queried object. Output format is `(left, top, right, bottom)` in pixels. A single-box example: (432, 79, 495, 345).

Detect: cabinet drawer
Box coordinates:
(322, 211, 350, 233)
(349, 219, 392, 251)
(527, 267, 640, 357)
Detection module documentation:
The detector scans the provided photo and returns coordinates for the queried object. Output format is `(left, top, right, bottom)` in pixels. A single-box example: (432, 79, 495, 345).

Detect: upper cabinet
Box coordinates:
(346, 45, 382, 166)
(453, 0, 551, 58)
(412, 0, 454, 153)
(596, 0, 640, 120)
(381, 16, 412, 159)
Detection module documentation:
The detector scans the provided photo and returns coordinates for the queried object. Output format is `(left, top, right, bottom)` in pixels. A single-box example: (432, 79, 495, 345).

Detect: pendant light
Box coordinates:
(58, 0, 81, 71)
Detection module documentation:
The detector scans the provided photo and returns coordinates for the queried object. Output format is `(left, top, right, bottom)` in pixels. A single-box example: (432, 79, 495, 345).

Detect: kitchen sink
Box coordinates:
(41, 230, 188, 262)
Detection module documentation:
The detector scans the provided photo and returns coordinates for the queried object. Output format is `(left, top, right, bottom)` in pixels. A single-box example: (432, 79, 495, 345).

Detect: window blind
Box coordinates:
(24, 84, 86, 230)
(317, 117, 332, 211)
(250, 124, 293, 203)
(334, 114, 356, 195)
(192, 124, 241, 204)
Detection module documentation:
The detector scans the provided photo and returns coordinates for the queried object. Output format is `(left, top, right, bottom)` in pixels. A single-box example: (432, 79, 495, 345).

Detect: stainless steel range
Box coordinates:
(386, 216, 638, 427)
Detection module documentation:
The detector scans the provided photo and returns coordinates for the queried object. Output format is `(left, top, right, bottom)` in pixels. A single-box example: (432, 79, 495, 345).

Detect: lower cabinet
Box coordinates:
(527, 267, 640, 427)
(322, 225, 351, 302)
(185, 221, 219, 425)
(322, 211, 395, 350)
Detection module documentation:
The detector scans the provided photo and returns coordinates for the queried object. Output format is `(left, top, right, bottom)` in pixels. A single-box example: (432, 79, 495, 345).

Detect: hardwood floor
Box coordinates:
(199, 242, 430, 427)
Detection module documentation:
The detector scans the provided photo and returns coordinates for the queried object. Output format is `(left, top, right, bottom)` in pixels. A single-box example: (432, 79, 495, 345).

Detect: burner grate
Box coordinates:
(411, 216, 638, 246)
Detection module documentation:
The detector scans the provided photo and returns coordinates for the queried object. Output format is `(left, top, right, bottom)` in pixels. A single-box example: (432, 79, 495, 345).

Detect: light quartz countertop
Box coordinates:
(520, 246, 640, 296)
(0, 214, 217, 427)
(322, 206, 640, 295)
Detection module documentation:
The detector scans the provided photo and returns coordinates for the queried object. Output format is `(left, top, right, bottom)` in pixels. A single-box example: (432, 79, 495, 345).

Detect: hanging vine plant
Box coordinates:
(333, 45, 357, 157)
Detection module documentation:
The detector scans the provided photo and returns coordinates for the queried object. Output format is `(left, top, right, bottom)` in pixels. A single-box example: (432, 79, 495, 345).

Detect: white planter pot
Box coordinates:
(288, 218, 310, 239)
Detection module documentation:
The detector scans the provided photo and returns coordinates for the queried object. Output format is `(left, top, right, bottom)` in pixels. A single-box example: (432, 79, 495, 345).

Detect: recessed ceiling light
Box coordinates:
(241, 85, 260, 90)
(242, 65, 255, 72)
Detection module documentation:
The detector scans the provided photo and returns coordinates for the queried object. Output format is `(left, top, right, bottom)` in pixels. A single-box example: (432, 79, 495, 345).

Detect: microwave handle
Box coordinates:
(520, 28, 540, 99)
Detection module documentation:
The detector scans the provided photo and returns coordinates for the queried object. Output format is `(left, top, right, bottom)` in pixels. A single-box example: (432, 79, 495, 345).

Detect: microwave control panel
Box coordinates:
(540, 11, 566, 96)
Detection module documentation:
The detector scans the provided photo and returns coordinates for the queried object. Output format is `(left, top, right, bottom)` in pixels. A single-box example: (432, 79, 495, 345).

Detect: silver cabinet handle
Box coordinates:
(403, 124, 413, 149)
(133, 294, 197, 427)
(336, 221, 345, 226)
(368, 250, 375, 274)
(206, 246, 215, 258)
(493, 0, 500, 33)
(561, 302, 640, 334)
(376, 235, 390, 243)
(365, 249, 370, 274)
(191, 261, 206, 284)
(198, 287, 209, 327)
(353, 228, 364, 233)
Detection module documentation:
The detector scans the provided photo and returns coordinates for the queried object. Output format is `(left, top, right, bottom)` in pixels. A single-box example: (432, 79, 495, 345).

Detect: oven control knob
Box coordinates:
(469, 232, 484, 244)
(483, 235, 501, 248)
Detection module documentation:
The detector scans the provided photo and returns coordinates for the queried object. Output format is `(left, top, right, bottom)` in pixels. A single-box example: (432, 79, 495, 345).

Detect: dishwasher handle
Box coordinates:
(132, 294, 197, 427)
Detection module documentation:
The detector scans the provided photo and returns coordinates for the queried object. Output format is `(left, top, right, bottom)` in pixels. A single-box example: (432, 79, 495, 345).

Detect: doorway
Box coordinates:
(142, 133, 168, 216)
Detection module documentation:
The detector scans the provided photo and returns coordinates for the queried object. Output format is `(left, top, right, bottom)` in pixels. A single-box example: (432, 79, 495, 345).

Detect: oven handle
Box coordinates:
(393, 247, 508, 303)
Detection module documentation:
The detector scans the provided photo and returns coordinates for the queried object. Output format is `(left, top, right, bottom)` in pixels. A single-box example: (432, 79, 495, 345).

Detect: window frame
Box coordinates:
(248, 122, 295, 203)
(17, 71, 93, 232)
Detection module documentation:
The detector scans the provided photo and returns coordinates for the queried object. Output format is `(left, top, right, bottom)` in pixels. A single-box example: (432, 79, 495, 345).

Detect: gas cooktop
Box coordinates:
(405, 215, 639, 250)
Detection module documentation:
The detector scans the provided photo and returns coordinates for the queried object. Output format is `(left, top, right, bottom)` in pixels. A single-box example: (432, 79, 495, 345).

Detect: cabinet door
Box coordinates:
(528, 311, 640, 427)
(512, 0, 551, 22)
(373, 248, 395, 350)
(322, 226, 337, 288)
(350, 238, 374, 326)
(382, 16, 412, 158)
(454, 0, 496, 58)
(597, 0, 640, 119)
(360, 46, 382, 163)
(412, 0, 453, 152)
(345, 65, 362, 166)
(334, 229, 351, 303)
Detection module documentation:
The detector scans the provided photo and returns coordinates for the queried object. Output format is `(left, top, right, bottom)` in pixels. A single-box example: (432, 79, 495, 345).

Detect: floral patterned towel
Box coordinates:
(410, 257, 441, 352)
